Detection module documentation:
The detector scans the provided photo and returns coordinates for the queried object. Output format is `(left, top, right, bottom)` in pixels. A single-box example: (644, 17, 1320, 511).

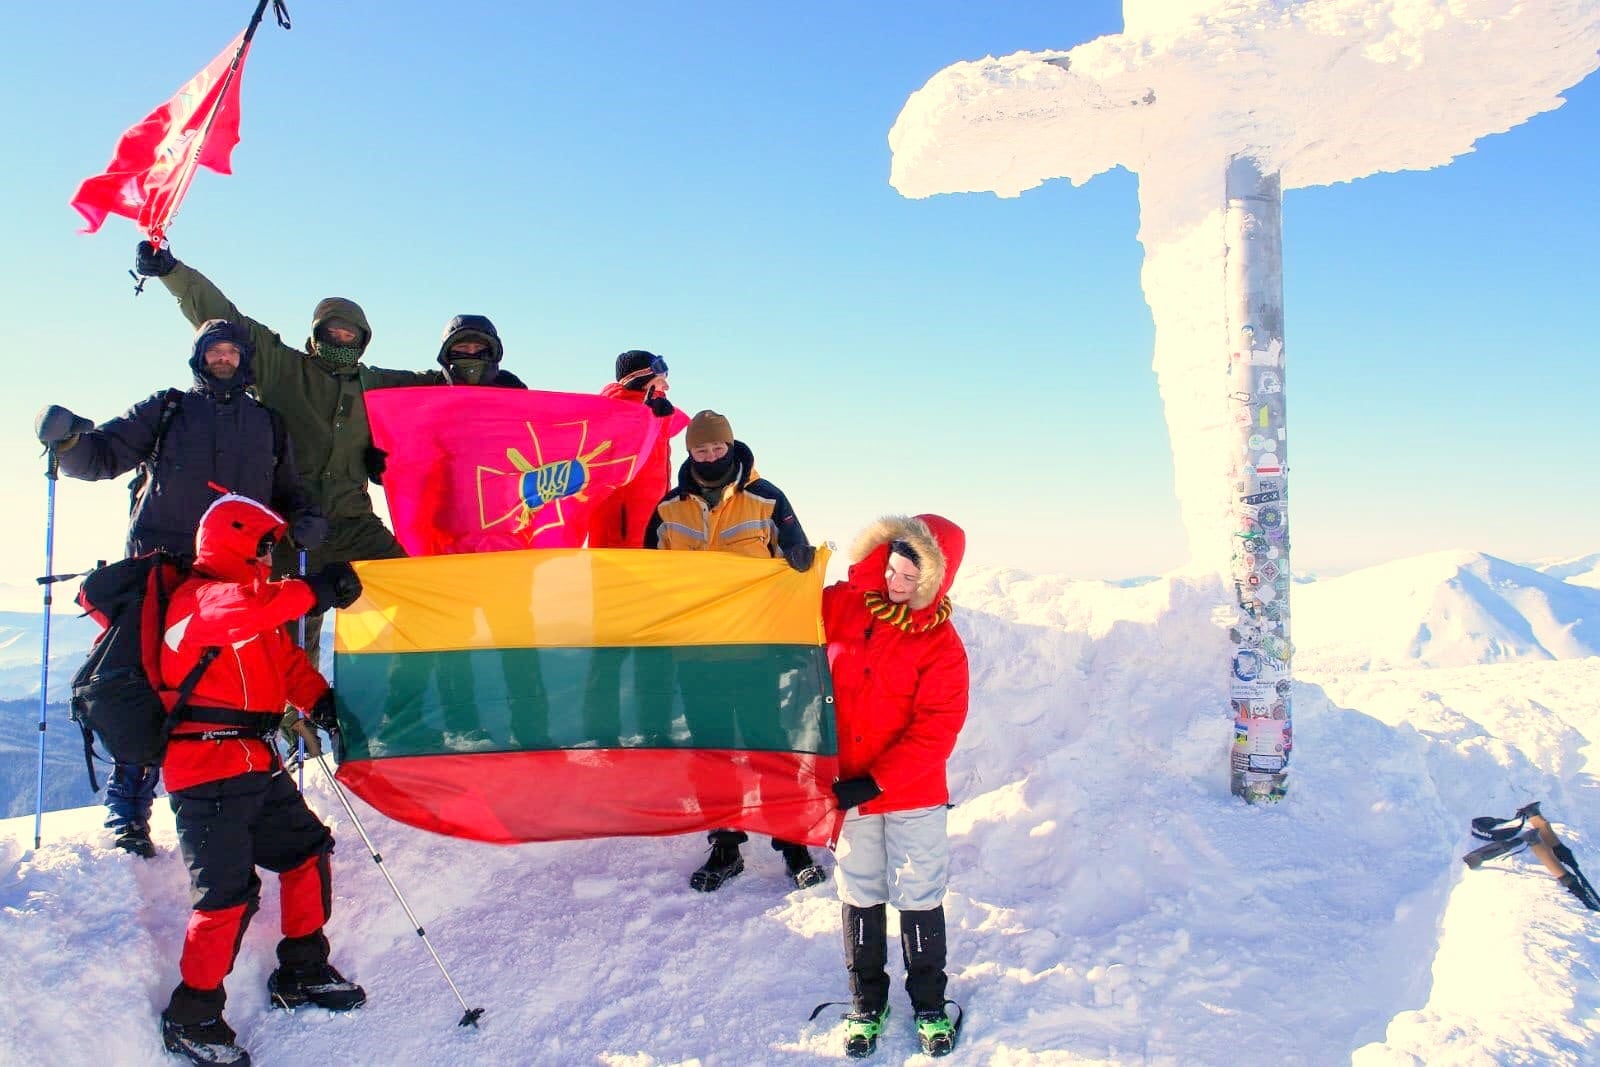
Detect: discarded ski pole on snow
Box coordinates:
(310, 752, 485, 1027)
(1465, 801, 1600, 912)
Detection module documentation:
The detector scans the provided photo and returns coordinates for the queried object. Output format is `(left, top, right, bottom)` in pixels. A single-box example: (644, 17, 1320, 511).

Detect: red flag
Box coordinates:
(367, 388, 666, 556)
(70, 32, 252, 241)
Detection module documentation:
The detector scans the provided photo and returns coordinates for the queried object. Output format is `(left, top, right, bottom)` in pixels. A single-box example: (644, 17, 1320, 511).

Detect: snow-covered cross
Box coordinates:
(888, 0, 1600, 800)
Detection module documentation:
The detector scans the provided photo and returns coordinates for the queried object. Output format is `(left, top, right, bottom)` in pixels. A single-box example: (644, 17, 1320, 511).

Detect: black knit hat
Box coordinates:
(615, 350, 664, 389)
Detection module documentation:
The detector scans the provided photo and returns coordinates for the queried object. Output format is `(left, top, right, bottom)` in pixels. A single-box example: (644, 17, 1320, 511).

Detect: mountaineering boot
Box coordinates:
(842, 1004, 890, 1058)
(915, 1009, 957, 1057)
(267, 964, 367, 1012)
(114, 825, 156, 859)
(269, 930, 366, 1011)
(160, 1013, 250, 1065)
(900, 905, 949, 1016)
(163, 983, 247, 1065)
(780, 842, 827, 889)
(689, 840, 745, 892)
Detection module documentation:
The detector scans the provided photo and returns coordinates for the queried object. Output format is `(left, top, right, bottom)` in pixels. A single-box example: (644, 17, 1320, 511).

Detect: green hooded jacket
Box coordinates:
(158, 261, 442, 549)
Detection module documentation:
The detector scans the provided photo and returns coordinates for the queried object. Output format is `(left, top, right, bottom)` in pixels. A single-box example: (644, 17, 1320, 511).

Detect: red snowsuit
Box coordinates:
(822, 514, 969, 815)
(585, 382, 689, 548)
(159, 494, 337, 1001)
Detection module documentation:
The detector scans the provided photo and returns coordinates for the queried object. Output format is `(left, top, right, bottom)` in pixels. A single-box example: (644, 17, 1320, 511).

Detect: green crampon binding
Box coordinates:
(915, 1001, 963, 1057)
(843, 1004, 890, 1058)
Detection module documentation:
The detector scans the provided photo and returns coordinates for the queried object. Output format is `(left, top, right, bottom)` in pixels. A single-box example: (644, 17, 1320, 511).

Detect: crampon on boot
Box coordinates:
(843, 1004, 890, 1058)
(267, 964, 367, 1012)
(114, 826, 156, 859)
(689, 841, 745, 892)
(160, 1012, 249, 1066)
(781, 844, 827, 889)
(914, 1002, 963, 1057)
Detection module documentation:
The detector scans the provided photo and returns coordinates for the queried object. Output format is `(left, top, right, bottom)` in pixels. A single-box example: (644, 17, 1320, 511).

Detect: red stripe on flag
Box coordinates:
(335, 749, 845, 846)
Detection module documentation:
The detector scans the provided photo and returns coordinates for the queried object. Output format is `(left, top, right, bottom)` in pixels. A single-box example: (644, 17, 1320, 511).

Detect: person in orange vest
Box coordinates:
(646, 410, 822, 892)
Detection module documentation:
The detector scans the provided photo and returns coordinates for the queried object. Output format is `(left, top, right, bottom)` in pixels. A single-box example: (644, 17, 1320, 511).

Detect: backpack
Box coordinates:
(68, 551, 219, 790)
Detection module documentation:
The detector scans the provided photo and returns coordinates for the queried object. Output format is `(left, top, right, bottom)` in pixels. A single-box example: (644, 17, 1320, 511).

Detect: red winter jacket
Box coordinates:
(159, 495, 329, 792)
(586, 383, 690, 548)
(822, 514, 968, 815)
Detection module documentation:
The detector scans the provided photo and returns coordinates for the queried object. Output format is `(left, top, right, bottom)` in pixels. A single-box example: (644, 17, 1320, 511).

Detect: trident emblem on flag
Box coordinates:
(476, 420, 643, 542)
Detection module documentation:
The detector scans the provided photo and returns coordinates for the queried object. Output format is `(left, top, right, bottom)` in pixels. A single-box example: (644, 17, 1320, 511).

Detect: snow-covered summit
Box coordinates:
(4, 550, 1600, 1063)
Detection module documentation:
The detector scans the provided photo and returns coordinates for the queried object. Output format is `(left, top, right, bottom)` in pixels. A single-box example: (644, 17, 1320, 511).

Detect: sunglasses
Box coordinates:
(254, 530, 279, 558)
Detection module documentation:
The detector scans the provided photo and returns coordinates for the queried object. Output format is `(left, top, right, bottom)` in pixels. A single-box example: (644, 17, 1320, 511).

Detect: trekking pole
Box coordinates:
(309, 752, 485, 1027)
(1523, 803, 1600, 911)
(1467, 801, 1600, 912)
(295, 548, 308, 791)
(32, 448, 61, 849)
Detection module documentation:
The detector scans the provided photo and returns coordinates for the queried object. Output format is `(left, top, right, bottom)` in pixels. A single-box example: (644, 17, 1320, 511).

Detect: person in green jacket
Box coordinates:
(135, 241, 441, 661)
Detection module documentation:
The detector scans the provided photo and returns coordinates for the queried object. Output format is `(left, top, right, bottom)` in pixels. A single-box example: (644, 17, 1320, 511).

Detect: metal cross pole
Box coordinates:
(1224, 155, 1292, 803)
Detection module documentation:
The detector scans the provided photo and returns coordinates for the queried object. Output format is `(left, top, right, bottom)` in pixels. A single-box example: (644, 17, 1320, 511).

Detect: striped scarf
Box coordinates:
(863, 589, 952, 633)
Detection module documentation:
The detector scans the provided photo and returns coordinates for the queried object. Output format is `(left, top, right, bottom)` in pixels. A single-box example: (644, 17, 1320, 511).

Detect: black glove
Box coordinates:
(645, 396, 675, 418)
(304, 561, 362, 613)
(289, 511, 328, 551)
(309, 688, 339, 734)
(831, 776, 882, 812)
(364, 445, 388, 485)
(783, 543, 816, 573)
(35, 405, 94, 446)
(134, 240, 177, 277)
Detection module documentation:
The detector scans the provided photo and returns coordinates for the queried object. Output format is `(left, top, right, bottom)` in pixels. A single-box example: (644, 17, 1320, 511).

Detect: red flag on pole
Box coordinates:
(70, 31, 253, 242)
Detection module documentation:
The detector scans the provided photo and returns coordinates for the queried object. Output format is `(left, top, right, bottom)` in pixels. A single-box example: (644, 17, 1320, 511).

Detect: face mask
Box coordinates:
(447, 358, 495, 385)
(690, 451, 736, 484)
(315, 342, 363, 367)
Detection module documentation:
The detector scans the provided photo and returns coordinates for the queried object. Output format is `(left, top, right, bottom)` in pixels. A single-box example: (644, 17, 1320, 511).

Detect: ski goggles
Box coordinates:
(619, 354, 669, 385)
(254, 529, 281, 559)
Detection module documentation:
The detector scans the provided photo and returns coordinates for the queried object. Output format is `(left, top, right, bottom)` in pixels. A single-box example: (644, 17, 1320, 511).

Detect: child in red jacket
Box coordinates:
(822, 514, 969, 1058)
(158, 493, 363, 1067)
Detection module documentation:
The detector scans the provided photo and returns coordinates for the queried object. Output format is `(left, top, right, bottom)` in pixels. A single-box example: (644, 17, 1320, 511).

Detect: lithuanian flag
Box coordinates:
(332, 548, 841, 846)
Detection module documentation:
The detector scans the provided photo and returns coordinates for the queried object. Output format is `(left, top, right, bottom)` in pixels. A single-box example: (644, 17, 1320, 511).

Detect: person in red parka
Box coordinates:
(822, 513, 968, 1059)
(157, 493, 366, 1067)
(586, 350, 690, 548)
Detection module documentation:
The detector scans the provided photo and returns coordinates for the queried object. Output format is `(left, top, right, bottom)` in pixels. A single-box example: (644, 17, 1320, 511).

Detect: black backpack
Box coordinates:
(68, 551, 219, 790)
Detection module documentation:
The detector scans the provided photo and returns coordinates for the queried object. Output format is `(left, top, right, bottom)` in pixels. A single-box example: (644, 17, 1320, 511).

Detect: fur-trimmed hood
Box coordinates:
(844, 513, 966, 614)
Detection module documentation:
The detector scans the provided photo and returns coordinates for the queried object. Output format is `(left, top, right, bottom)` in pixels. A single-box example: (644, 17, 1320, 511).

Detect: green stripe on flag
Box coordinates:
(334, 644, 836, 761)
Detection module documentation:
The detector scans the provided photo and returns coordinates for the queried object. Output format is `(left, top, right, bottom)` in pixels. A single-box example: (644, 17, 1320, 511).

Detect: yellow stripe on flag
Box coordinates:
(335, 547, 829, 654)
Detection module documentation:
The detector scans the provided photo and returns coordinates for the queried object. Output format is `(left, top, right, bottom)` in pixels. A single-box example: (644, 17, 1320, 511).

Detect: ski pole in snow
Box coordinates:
(32, 448, 62, 849)
(310, 753, 486, 1026)
(295, 548, 307, 791)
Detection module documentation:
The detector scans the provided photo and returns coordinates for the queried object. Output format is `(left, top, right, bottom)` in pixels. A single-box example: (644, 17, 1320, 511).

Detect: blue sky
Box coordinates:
(2, 1, 1596, 590)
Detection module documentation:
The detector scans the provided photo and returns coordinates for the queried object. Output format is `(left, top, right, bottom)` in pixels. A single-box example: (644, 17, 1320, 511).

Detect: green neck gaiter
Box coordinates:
(316, 342, 363, 367)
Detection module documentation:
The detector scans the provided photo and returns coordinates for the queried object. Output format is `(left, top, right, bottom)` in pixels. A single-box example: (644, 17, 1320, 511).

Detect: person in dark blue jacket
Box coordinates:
(33, 318, 325, 859)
